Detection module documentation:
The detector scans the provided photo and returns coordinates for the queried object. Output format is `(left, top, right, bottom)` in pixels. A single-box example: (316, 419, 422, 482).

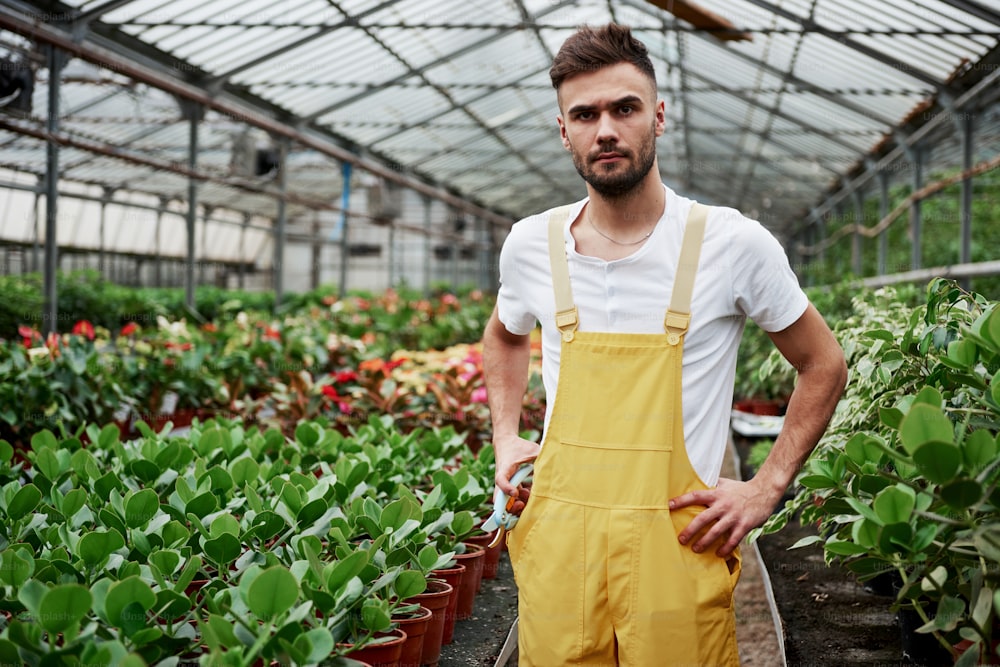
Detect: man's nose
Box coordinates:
(595, 112, 619, 145)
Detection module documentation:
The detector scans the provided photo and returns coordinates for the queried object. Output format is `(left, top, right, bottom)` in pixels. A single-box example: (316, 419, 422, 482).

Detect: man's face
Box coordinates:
(556, 62, 665, 199)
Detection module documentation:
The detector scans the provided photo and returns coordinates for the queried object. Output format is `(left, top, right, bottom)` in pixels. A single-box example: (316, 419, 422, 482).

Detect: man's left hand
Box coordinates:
(668, 477, 780, 558)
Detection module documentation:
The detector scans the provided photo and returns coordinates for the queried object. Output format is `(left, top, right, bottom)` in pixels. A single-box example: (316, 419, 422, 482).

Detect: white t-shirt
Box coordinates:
(496, 184, 809, 486)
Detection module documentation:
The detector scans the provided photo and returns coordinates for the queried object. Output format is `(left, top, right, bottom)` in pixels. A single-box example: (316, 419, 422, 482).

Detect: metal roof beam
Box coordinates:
(320, 2, 572, 202)
(0, 8, 515, 227)
(619, 0, 900, 131)
(72, 0, 138, 26)
(683, 69, 863, 156)
(207, 0, 404, 85)
(303, 0, 579, 122)
(933, 0, 1000, 27)
(739, 0, 948, 91)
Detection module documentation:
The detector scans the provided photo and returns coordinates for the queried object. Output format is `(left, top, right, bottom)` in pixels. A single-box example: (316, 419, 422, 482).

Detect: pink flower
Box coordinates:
(471, 387, 488, 403)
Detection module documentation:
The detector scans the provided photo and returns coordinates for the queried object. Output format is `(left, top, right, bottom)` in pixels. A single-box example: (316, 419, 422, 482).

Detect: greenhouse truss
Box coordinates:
(0, 0, 998, 309)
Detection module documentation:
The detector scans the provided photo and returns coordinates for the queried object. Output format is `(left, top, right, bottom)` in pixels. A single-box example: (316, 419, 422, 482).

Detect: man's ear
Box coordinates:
(557, 115, 571, 150)
(654, 99, 666, 137)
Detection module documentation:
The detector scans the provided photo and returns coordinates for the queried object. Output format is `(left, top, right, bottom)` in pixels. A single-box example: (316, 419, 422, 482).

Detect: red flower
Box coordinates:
(18, 325, 38, 347)
(202, 323, 218, 333)
(120, 322, 138, 336)
(45, 331, 61, 355)
(334, 370, 358, 383)
(72, 320, 95, 341)
(262, 326, 281, 341)
(321, 385, 341, 399)
(165, 341, 193, 351)
(386, 358, 406, 371)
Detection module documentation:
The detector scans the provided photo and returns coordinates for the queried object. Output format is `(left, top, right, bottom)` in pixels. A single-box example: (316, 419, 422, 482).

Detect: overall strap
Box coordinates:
(664, 202, 709, 345)
(547, 205, 577, 342)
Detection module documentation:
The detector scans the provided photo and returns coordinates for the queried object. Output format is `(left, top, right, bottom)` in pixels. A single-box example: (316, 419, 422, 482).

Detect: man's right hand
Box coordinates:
(493, 434, 540, 515)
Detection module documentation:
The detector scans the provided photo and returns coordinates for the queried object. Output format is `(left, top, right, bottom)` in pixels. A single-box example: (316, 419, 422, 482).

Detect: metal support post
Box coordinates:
(43, 46, 65, 335)
(338, 162, 352, 298)
(852, 191, 864, 276)
(960, 114, 974, 290)
(423, 195, 432, 295)
(183, 102, 202, 310)
(878, 172, 889, 276)
(909, 146, 923, 272)
(274, 138, 288, 310)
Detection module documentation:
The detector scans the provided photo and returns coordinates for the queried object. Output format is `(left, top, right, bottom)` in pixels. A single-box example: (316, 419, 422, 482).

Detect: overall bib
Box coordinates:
(508, 203, 741, 666)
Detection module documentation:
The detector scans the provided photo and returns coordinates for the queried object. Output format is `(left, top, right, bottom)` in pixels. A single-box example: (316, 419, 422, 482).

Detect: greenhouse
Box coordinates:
(0, 0, 998, 665)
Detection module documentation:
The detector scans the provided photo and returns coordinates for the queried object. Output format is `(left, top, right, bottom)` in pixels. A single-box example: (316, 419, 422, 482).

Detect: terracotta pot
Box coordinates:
(339, 628, 406, 667)
(393, 605, 432, 667)
(406, 580, 452, 667)
(465, 531, 503, 582)
(452, 544, 486, 620)
(430, 563, 465, 645)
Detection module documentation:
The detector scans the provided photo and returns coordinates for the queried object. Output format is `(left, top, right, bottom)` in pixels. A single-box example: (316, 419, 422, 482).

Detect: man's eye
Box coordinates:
(619, 106, 633, 115)
(577, 111, 594, 120)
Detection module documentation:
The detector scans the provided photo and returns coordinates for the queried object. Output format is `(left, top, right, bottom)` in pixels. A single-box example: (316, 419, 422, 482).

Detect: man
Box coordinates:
(482, 23, 847, 666)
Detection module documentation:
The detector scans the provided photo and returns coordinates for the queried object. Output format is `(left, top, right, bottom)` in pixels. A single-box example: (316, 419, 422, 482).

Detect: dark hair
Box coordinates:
(549, 23, 656, 91)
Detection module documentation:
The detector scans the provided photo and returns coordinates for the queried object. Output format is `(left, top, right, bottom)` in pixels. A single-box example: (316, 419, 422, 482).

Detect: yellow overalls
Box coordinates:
(508, 203, 741, 666)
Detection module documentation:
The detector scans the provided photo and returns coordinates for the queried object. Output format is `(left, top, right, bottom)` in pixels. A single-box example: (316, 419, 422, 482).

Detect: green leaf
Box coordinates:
(78, 530, 126, 567)
(922, 595, 964, 632)
(946, 339, 976, 368)
(31, 430, 58, 452)
(326, 550, 369, 594)
(879, 407, 904, 430)
(105, 576, 155, 629)
(246, 566, 299, 621)
(297, 497, 329, 527)
(941, 479, 983, 510)
(0, 549, 33, 586)
(17, 579, 45, 618)
(393, 570, 426, 599)
(380, 498, 412, 532)
(34, 448, 62, 481)
(912, 386, 943, 409)
(7, 483, 41, 521)
(852, 518, 880, 548)
(185, 491, 219, 518)
(38, 584, 91, 633)
(204, 533, 242, 567)
(913, 441, 962, 484)
(298, 628, 334, 663)
(983, 306, 1000, 349)
(295, 423, 320, 448)
(974, 525, 1000, 564)
(124, 488, 160, 529)
(126, 460, 160, 485)
(899, 404, 953, 454)
(230, 457, 260, 487)
(61, 488, 87, 520)
(798, 474, 838, 490)
(360, 598, 392, 633)
(118, 601, 147, 637)
(963, 429, 997, 475)
(824, 541, 870, 556)
(148, 550, 181, 577)
(873, 485, 916, 524)
(210, 513, 241, 538)
(992, 368, 1000, 409)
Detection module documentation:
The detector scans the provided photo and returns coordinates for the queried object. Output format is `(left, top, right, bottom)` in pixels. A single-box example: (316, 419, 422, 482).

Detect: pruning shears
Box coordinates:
(483, 464, 533, 549)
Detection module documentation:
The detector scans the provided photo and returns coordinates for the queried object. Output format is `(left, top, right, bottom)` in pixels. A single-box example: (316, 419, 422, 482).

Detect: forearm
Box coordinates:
(754, 341, 847, 500)
(751, 303, 848, 503)
(482, 309, 531, 441)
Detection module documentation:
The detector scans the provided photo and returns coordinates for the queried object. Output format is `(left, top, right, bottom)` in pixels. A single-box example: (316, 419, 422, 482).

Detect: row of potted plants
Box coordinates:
(0, 413, 508, 666)
(0, 287, 533, 446)
(757, 279, 1000, 665)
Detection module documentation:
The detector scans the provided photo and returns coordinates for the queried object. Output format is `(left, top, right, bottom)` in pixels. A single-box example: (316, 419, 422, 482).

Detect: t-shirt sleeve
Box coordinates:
(496, 227, 538, 336)
(729, 211, 809, 333)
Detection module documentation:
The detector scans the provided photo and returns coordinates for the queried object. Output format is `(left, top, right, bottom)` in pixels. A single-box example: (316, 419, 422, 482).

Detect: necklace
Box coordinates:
(587, 207, 655, 246)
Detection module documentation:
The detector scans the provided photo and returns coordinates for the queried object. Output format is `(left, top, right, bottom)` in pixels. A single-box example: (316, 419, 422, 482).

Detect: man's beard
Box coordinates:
(571, 124, 657, 200)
